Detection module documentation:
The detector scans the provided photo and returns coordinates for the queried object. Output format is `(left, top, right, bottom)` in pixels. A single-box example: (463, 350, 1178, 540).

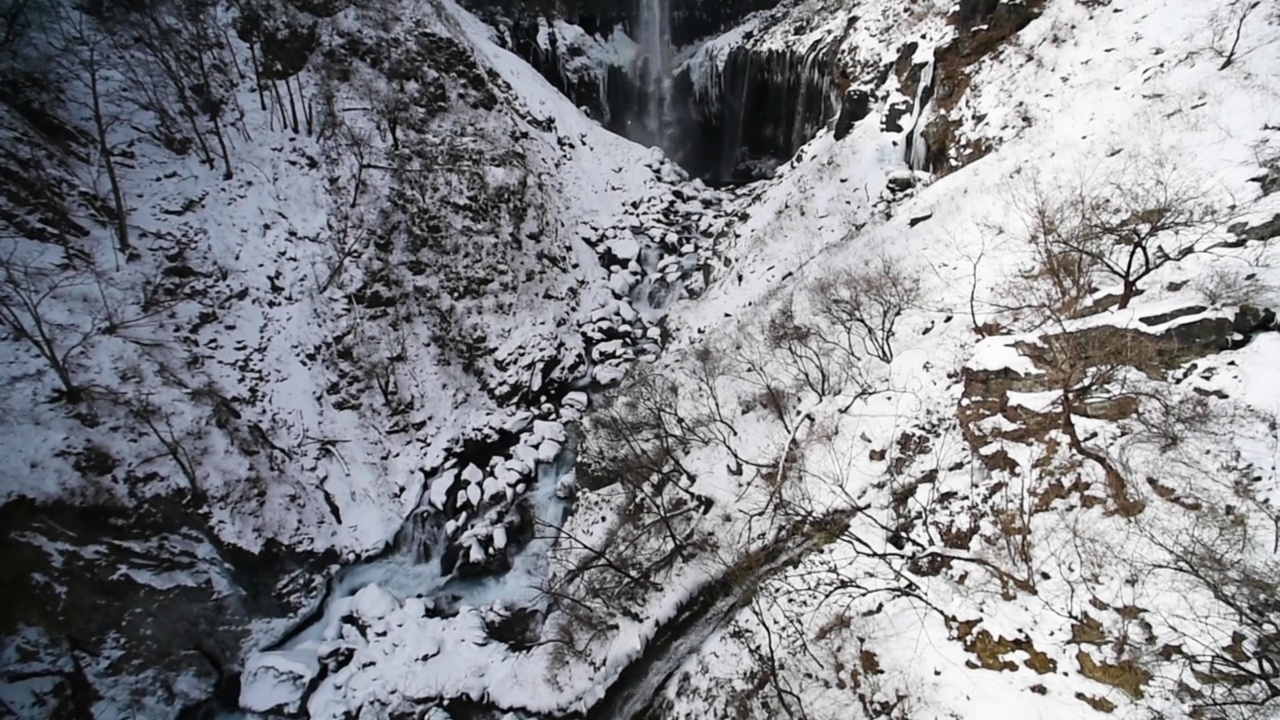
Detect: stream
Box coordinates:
(222, 196, 742, 719)
(224, 2, 756, 710)
(580, 513, 852, 720)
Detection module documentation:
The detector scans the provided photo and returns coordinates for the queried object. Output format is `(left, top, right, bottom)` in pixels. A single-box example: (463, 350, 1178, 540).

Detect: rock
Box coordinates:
(1227, 214, 1280, 244)
(0, 499, 328, 720)
(532, 420, 566, 443)
(887, 169, 918, 192)
(1138, 306, 1207, 326)
(461, 464, 484, 485)
(608, 235, 641, 262)
(593, 363, 628, 386)
(429, 470, 457, 510)
(834, 89, 871, 140)
(535, 439, 562, 463)
(608, 270, 636, 297)
(352, 584, 399, 623)
(882, 97, 914, 133)
(239, 651, 321, 715)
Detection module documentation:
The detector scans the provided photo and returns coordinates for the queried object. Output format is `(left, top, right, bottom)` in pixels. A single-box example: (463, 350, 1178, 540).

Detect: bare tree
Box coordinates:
(1010, 179, 1100, 317)
(1144, 508, 1280, 718)
(1, 244, 185, 401)
(0, 0, 38, 55)
(340, 123, 378, 209)
(0, 248, 98, 401)
(1038, 325, 1154, 517)
(1211, 0, 1263, 71)
(808, 254, 923, 363)
(48, 6, 131, 255)
(764, 301, 842, 398)
(1019, 163, 1228, 311)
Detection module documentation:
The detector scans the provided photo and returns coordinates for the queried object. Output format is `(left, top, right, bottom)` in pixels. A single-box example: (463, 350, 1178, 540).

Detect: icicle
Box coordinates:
(906, 58, 936, 172)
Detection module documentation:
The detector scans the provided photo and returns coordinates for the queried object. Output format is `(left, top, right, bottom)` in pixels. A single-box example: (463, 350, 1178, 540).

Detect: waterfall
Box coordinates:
(636, 0, 673, 148)
(905, 58, 935, 172)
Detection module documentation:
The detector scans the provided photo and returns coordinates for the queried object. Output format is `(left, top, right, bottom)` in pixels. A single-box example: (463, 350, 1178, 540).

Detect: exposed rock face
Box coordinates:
(467, 0, 824, 183)
(0, 498, 332, 719)
(916, 0, 1045, 174)
(959, 306, 1279, 475)
(667, 0, 784, 46)
(674, 40, 837, 182)
(463, 0, 782, 46)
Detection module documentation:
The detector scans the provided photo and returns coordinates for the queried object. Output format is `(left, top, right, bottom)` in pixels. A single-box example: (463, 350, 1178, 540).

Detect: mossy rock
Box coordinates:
(1077, 650, 1152, 699)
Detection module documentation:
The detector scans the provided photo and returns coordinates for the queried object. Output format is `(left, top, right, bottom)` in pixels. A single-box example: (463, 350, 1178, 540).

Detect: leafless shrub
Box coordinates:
(764, 301, 843, 397)
(728, 338, 801, 433)
(1031, 323, 1164, 517)
(1130, 390, 1216, 452)
(1194, 264, 1272, 308)
(0, 248, 102, 402)
(808, 255, 922, 364)
(545, 368, 718, 647)
(129, 397, 200, 491)
(1008, 180, 1101, 317)
(318, 220, 368, 292)
(1143, 506, 1280, 719)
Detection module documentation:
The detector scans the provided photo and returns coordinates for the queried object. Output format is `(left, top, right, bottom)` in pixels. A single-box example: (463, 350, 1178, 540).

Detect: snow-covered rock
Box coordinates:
(239, 651, 321, 715)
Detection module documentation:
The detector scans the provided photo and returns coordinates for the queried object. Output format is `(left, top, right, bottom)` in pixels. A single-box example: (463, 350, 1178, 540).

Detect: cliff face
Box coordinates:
(466, 0, 831, 183)
(674, 36, 839, 182)
(471, 0, 1052, 184)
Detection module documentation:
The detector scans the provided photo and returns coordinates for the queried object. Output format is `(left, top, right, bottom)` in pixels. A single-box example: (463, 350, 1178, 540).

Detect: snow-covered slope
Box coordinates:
(0, 0, 721, 715)
(633, 1, 1280, 719)
(3, 0, 1280, 718)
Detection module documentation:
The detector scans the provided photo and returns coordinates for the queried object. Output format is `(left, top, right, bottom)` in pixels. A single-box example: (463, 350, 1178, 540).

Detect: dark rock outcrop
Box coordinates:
(0, 497, 333, 719)
(959, 306, 1278, 475)
(465, 0, 823, 183)
(463, 0, 782, 47)
(916, 0, 1045, 174)
(673, 40, 838, 183)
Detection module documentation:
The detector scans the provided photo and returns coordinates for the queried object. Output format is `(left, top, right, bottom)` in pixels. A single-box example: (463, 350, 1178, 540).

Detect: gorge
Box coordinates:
(3, 1, 1280, 720)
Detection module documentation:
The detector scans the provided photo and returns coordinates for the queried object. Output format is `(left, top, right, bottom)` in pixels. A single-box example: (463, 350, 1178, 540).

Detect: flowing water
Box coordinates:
(635, 0, 675, 149)
(273, 446, 574, 653)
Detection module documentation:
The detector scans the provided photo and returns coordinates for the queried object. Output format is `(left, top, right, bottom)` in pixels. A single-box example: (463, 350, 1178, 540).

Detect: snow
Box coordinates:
(7, 0, 1280, 718)
(239, 651, 322, 715)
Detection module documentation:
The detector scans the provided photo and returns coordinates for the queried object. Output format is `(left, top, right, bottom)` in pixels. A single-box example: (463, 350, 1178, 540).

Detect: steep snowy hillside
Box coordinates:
(616, 1, 1280, 719)
(2, 0, 1279, 719)
(0, 0, 720, 715)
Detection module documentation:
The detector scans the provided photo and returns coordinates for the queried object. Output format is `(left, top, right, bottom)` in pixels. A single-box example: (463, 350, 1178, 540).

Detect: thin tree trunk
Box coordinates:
(222, 26, 243, 79)
(1060, 389, 1145, 517)
(248, 40, 266, 111)
(211, 113, 233, 180)
(285, 75, 300, 134)
(350, 163, 364, 209)
(271, 79, 289, 129)
(180, 95, 214, 167)
(194, 45, 233, 179)
(87, 47, 130, 254)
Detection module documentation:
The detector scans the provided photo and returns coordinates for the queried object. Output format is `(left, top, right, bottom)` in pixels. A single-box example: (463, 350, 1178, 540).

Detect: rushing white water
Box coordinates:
(258, 448, 573, 658)
(636, 0, 674, 148)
